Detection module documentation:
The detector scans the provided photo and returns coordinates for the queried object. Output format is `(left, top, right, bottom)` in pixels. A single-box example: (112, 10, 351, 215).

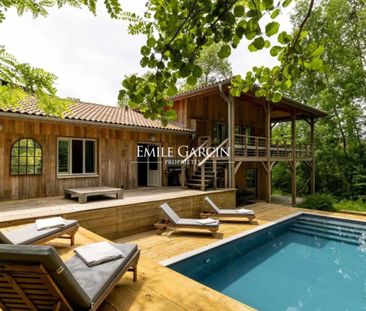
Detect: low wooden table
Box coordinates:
(64, 186, 124, 203)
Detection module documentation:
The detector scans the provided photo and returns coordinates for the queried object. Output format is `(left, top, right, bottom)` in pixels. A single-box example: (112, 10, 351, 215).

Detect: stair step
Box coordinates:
(295, 220, 366, 236)
(290, 227, 361, 245)
(291, 223, 365, 240)
(185, 183, 210, 188)
(190, 176, 212, 182)
(297, 216, 366, 233)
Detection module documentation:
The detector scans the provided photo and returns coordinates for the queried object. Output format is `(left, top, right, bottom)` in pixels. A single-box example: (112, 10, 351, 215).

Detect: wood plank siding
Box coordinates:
(174, 92, 269, 200)
(0, 117, 189, 201)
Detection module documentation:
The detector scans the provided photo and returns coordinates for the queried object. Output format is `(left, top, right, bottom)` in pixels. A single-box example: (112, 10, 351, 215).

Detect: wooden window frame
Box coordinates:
(56, 137, 98, 178)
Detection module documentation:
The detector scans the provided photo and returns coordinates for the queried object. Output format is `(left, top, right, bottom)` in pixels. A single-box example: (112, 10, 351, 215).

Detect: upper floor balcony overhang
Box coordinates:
(171, 77, 327, 123)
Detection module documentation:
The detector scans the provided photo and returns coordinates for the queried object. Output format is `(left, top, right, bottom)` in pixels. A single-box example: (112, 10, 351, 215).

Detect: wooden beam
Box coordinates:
(310, 117, 316, 194)
(265, 101, 272, 203)
(228, 94, 236, 188)
(260, 161, 268, 174)
(291, 110, 297, 206)
(234, 161, 242, 174)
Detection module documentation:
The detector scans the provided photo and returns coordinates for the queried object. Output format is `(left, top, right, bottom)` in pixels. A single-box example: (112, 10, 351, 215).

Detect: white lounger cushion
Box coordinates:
(74, 241, 125, 267)
(35, 217, 66, 231)
(0, 219, 78, 245)
(196, 218, 218, 225)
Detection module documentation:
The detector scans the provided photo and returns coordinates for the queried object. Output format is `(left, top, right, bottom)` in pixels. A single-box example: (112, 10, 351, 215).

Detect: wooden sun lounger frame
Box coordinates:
(0, 250, 140, 311)
(200, 211, 255, 222)
(30, 224, 80, 246)
(154, 219, 219, 237)
(199, 210, 256, 222)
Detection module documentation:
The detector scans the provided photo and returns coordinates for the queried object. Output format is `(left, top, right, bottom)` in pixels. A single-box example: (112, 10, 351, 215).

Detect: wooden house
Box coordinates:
(172, 79, 326, 205)
(0, 98, 192, 201)
(0, 79, 325, 204)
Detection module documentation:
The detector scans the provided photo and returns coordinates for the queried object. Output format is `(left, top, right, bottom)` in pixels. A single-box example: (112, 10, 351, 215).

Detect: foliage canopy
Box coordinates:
(119, 0, 324, 124)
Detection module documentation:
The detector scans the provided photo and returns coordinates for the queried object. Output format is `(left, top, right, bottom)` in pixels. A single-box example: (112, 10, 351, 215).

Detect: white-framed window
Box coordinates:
(57, 138, 97, 176)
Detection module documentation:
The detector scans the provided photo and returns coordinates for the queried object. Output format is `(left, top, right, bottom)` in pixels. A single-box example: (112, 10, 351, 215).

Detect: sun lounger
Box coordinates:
(0, 219, 79, 245)
(201, 196, 256, 222)
(155, 203, 219, 236)
(0, 243, 140, 310)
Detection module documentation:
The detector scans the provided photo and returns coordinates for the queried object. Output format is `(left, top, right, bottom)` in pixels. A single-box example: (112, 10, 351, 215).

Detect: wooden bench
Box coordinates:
(64, 186, 124, 203)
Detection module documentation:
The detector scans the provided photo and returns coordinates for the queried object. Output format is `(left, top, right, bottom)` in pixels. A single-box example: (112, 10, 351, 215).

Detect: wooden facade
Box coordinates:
(0, 116, 190, 201)
(172, 82, 326, 205)
(0, 81, 324, 204)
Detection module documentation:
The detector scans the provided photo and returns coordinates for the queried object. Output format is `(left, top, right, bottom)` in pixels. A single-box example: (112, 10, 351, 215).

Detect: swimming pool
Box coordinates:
(165, 213, 366, 311)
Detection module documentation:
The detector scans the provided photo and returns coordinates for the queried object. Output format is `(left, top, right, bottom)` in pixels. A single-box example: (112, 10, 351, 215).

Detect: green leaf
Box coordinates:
(278, 31, 292, 44)
(248, 43, 257, 52)
(166, 85, 177, 97)
(147, 38, 156, 48)
(217, 45, 231, 58)
(270, 8, 280, 19)
(192, 65, 203, 78)
(270, 46, 282, 56)
(282, 79, 292, 89)
(252, 37, 265, 50)
(265, 22, 280, 37)
(140, 46, 150, 56)
(312, 46, 325, 57)
(187, 75, 197, 86)
(282, 0, 292, 7)
(261, 0, 274, 10)
(233, 5, 245, 17)
(272, 92, 282, 102)
(310, 58, 323, 70)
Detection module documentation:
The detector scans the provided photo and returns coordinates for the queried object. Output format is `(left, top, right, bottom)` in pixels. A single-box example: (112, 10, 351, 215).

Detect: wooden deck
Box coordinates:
(2, 202, 366, 310)
(0, 187, 210, 222)
(52, 228, 254, 311)
(0, 187, 236, 240)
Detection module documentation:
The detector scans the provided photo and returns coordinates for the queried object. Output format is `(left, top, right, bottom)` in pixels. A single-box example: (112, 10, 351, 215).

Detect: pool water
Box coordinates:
(169, 215, 366, 311)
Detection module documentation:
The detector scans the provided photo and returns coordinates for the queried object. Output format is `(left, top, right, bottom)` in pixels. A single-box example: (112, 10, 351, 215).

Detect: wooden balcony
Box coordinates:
(234, 134, 313, 161)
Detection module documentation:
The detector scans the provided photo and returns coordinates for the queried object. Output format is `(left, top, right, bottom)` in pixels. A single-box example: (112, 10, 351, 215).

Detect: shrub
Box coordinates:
(299, 194, 336, 211)
(334, 199, 366, 212)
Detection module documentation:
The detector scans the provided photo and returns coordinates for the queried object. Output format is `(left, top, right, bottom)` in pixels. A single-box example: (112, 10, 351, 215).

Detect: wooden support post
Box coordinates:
(181, 163, 186, 188)
(213, 159, 217, 189)
(291, 111, 297, 206)
(201, 163, 205, 191)
(228, 94, 235, 188)
(265, 101, 272, 203)
(310, 117, 316, 194)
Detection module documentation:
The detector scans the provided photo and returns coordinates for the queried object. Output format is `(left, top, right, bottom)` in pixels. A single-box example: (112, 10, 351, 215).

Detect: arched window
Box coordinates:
(10, 138, 42, 176)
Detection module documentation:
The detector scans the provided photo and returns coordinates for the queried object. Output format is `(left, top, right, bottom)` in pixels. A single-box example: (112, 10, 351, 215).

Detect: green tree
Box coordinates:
(180, 42, 232, 91)
(272, 0, 366, 200)
(0, 0, 124, 115)
(193, 42, 232, 85)
(120, 0, 325, 123)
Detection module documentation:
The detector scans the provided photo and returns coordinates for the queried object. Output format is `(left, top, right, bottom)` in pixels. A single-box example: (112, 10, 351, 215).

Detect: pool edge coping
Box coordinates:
(160, 211, 303, 266)
(160, 211, 366, 266)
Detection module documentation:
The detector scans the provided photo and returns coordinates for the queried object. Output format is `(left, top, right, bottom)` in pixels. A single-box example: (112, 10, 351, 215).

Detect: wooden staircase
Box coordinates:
(185, 159, 227, 189)
(181, 137, 229, 191)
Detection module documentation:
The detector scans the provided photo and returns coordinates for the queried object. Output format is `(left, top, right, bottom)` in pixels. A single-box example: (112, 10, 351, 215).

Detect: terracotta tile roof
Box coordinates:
(0, 97, 193, 133)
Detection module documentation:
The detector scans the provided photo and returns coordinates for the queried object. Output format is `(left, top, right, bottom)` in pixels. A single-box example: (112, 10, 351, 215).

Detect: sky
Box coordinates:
(0, 1, 294, 106)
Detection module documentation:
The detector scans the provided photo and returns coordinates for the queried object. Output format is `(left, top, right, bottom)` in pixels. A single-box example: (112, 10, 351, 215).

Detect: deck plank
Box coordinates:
(53, 227, 252, 311)
(2, 201, 366, 311)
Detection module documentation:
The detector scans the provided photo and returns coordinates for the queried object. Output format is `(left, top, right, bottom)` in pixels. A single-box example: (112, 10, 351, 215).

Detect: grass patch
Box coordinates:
(334, 199, 366, 212)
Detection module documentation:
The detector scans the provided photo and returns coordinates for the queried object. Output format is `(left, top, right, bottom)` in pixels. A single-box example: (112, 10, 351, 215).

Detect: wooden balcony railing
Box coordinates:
(234, 134, 312, 159)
